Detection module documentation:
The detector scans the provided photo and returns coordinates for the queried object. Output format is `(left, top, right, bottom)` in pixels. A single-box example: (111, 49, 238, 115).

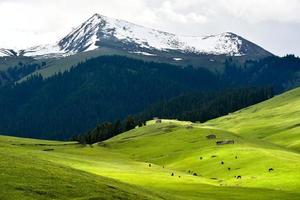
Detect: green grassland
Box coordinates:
(0, 136, 164, 200)
(1, 120, 300, 199)
(205, 87, 300, 151)
(1, 88, 300, 199)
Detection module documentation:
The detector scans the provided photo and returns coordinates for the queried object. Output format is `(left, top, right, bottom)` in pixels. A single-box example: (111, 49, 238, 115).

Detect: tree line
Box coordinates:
(72, 87, 273, 144)
(137, 87, 274, 123)
(71, 116, 146, 144)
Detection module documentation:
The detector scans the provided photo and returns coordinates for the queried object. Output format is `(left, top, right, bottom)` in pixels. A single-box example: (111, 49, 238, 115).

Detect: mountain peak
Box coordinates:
(87, 13, 106, 23)
(91, 13, 101, 18)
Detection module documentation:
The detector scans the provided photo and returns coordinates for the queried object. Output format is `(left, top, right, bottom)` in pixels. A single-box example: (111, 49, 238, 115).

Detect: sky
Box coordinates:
(0, 0, 299, 56)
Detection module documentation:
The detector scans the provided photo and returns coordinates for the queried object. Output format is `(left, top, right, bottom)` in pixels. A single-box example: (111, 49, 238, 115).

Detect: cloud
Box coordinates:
(150, 0, 300, 23)
(153, 1, 208, 24)
(218, 0, 300, 23)
(0, 0, 299, 55)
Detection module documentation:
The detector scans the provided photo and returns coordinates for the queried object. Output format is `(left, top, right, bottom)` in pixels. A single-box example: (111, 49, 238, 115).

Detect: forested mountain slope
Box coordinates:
(0, 55, 300, 140)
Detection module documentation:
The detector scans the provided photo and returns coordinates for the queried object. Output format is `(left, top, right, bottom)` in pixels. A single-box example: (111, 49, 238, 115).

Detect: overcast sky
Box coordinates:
(0, 0, 299, 56)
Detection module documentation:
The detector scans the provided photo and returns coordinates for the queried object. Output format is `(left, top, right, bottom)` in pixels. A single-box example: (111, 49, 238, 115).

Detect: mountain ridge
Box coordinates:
(0, 13, 272, 59)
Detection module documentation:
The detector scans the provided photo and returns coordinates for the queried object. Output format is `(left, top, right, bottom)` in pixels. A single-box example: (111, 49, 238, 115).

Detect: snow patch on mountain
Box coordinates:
(85, 34, 99, 51)
(178, 33, 243, 56)
(20, 45, 64, 58)
(0, 48, 17, 57)
(173, 58, 183, 61)
(130, 51, 157, 56)
(0, 50, 7, 57)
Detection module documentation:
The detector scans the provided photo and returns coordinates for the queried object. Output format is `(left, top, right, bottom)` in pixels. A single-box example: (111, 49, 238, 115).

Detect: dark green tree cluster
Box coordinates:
(222, 55, 300, 92)
(71, 116, 146, 144)
(137, 87, 274, 123)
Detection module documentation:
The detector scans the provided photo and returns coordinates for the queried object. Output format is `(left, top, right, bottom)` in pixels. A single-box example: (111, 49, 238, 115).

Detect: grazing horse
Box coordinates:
(149, 164, 151, 167)
(221, 161, 224, 165)
(171, 173, 174, 176)
(237, 175, 242, 179)
(269, 168, 274, 172)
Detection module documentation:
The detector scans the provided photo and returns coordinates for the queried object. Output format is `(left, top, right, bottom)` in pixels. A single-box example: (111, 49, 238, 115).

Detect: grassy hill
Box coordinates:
(205, 87, 300, 151)
(1, 119, 299, 199)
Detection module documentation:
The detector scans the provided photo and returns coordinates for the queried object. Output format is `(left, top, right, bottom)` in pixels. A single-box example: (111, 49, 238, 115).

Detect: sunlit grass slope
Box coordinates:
(1, 119, 300, 199)
(0, 136, 163, 200)
(205, 87, 300, 151)
(104, 122, 300, 191)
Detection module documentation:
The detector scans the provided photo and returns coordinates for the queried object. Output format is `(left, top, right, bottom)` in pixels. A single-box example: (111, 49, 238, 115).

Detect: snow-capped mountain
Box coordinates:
(1, 14, 272, 58)
(56, 14, 245, 56)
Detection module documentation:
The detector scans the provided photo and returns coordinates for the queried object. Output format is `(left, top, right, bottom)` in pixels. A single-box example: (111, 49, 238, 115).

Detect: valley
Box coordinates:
(0, 8, 299, 200)
(1, 86, 300, 199)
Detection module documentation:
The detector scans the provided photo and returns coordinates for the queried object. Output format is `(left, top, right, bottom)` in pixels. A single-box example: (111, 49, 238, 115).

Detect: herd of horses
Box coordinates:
(147, 154, 274, 181)
(146, 129, 274, 182)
